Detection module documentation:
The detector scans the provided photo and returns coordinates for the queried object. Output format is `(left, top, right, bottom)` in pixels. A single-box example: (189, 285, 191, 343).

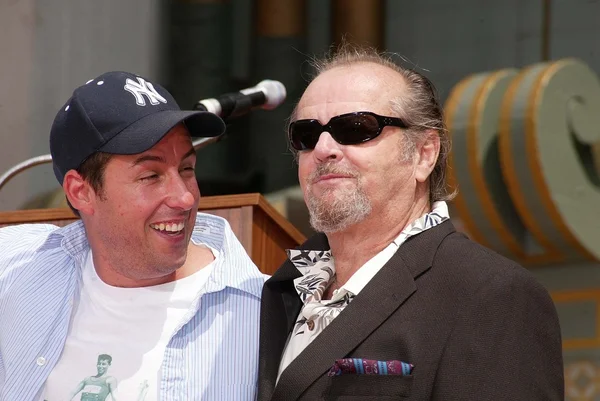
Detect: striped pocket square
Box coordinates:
(328, 358, 413, 376)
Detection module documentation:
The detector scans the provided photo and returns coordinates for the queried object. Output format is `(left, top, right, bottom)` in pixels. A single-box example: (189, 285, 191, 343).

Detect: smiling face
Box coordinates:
(96, 358, 111, 376)
(83, 124, 199, 285)
(295, 62, 420, 233)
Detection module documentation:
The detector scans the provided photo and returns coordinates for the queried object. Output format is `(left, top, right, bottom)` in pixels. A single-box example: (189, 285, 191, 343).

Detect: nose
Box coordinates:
(312, 131, 344, 163)
(165, 173, 196, 210)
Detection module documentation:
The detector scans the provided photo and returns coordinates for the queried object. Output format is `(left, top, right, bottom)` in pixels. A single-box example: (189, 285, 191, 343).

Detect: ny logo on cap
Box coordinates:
(124, 77, 167, 106)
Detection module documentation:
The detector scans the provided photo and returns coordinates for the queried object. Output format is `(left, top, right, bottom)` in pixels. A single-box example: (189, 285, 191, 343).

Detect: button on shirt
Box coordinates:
(277, 202, 450, 379)
(0, 213, 265, 401)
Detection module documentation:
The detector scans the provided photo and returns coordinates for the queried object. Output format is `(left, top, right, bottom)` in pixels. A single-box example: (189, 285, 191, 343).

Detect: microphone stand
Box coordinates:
(0, 136, 221, 193)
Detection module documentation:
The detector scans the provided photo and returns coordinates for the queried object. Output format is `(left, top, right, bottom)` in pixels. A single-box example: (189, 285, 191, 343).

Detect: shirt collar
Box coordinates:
(41, 213, 263, 298)
(40, 220, 89, 266)
(342, 201, 450, 295)
(288, 201, 451, 298)
(191, 213, 264, 298)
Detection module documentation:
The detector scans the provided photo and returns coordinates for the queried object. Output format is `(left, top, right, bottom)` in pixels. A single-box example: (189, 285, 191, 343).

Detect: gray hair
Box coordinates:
(290, 43, 456, 204)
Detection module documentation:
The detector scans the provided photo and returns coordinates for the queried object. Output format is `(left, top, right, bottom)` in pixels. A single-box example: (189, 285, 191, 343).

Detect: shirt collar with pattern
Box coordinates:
(288, 201, 450, 303)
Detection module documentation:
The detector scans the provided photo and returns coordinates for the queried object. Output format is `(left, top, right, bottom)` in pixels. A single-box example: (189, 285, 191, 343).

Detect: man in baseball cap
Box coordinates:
(0, 72, 265, 400)
(50, 71, 225, 185)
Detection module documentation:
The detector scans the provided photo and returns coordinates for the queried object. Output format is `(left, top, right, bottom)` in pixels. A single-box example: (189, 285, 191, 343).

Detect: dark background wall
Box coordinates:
(2, 0, 598, 208)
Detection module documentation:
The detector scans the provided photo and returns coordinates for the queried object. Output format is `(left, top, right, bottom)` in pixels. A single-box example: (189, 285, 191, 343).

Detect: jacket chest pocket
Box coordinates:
(324, 374, 413, 400)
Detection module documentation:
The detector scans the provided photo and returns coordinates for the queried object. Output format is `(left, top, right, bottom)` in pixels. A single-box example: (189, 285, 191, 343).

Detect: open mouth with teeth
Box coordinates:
(150, 222, 185, 235)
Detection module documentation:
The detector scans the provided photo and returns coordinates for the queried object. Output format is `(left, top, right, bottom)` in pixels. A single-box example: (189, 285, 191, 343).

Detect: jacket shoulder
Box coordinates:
(434, 231, 548, 295)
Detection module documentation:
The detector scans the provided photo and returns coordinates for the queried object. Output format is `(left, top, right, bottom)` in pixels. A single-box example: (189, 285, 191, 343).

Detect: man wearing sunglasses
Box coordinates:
(258, 44, 564, 401)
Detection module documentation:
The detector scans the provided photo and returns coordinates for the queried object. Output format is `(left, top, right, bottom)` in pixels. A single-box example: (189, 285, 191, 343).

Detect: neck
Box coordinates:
(92, 242, 214, 288)
(326, 195, 431, 286)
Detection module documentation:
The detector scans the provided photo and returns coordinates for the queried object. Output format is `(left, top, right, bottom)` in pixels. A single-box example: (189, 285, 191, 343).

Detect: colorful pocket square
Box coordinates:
(328, 358, 413, 376)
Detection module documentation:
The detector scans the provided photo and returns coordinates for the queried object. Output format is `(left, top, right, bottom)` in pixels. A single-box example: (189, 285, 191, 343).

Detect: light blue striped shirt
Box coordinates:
(0, 213, 264, 401)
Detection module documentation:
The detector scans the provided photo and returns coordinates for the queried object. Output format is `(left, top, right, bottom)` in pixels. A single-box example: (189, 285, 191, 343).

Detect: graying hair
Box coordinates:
(289, 43, 456, 203)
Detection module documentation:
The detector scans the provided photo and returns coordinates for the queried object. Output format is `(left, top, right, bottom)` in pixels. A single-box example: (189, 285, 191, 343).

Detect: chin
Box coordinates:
(170, 252, 189, 270)
(164, 257, 186, 271)
(143, 253, 183, 274)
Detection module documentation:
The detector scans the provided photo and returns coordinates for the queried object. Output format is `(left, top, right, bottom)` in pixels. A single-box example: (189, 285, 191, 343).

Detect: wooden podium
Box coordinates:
(0, 193, 306, 275)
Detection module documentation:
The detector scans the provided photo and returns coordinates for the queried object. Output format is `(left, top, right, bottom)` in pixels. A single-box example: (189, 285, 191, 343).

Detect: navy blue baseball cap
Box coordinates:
(50, 71, 226, 184)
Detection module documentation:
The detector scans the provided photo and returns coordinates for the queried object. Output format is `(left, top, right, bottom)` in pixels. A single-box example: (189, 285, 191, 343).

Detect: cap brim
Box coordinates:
(98, 110, 225, 155)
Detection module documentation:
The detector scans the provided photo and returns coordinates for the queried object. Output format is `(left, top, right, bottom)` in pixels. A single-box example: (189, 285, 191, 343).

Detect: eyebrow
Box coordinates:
(131, 147, 196, 167)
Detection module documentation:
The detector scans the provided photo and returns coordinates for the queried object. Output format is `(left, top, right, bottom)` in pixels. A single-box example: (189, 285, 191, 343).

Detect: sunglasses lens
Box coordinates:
(289, 120, 322, 150)
(289, 113, 384, 150)
(330, 113, 380, 145)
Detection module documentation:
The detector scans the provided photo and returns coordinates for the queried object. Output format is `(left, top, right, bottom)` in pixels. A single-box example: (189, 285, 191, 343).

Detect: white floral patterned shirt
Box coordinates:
(277, 201, 450, 380)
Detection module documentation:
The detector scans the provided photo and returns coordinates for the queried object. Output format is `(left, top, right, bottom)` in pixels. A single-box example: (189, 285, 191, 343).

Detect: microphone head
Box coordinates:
(256, 80, 287, 110)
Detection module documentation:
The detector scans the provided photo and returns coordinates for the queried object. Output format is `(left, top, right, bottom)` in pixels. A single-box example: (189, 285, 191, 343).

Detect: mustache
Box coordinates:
(308, 163, 358, 183)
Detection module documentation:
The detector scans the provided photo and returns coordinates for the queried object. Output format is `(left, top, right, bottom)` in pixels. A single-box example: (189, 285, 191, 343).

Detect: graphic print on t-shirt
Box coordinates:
(73, 354, 117, 401)
(41, 246, 216, 401)
(43, 353, 149, 401)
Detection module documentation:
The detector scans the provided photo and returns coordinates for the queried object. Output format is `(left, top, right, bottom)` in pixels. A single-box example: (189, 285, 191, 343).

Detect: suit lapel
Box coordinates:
(271, 252, 417, 400)
(258, 234, 330, 401)
(258, 261, 301, 401)
(271, 220, 457, 400)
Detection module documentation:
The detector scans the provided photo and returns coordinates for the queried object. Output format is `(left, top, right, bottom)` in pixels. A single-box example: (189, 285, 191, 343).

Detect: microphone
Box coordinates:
(193, 80, 287, 120)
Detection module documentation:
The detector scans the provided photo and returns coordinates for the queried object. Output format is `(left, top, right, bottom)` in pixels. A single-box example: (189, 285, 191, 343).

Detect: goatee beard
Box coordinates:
(305, 163, 372, 233)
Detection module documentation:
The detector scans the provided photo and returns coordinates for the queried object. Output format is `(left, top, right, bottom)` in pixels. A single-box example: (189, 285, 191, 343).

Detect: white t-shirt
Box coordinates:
(41, 245, 216, 401)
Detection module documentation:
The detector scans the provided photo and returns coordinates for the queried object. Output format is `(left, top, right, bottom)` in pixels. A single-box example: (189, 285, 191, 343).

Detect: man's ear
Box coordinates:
(63, 170, 95, 216)
(415, 130, 441, 183)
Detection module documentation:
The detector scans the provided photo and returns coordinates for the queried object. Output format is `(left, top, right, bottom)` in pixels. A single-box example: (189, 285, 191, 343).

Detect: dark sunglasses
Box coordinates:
(288, 111, 409, 151)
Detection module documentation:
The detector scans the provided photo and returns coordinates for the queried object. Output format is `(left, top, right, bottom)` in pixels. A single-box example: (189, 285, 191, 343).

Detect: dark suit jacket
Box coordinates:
(258, 220, 564, 401)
